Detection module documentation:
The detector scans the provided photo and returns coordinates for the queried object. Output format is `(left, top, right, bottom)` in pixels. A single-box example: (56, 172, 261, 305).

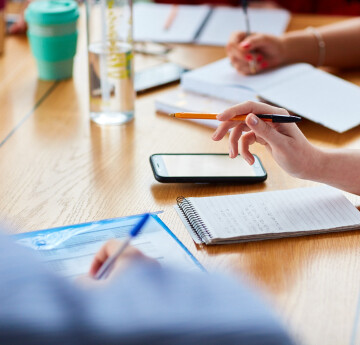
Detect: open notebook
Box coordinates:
(133, 3, 290, 45)
(181, 58, 360, 133)
(175, 186, 360, 245)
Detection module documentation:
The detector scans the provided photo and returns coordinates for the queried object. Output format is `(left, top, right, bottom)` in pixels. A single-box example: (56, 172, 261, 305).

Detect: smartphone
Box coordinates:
(150, 153, 267, 183)
(135, 63, 188, 94)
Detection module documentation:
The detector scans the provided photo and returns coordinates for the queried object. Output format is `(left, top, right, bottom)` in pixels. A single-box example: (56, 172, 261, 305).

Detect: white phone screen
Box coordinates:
(156, 154, 265, 177)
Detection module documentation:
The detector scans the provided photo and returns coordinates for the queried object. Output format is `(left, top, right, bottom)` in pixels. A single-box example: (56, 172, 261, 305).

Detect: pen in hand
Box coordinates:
(94, 213, 151, 280)
(169, 112, 301, 123)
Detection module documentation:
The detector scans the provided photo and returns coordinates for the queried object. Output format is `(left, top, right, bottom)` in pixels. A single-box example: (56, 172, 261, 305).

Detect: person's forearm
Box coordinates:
(281, 18, 360, 68)
(305, 148, 360, 195)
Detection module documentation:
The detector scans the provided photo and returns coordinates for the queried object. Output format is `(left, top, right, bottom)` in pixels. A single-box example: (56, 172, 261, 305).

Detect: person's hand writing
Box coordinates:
(212, 101, 322, 180)
(89, 239, 157, 281)
(226, 32, 286, 74)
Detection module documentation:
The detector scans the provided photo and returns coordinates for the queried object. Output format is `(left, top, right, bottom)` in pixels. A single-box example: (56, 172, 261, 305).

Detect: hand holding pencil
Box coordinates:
(169, 112, 301, 123)
(211, 101, 318, 181)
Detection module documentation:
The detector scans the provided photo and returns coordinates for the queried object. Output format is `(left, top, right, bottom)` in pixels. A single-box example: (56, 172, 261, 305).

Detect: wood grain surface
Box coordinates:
(1, 9, 360, 345)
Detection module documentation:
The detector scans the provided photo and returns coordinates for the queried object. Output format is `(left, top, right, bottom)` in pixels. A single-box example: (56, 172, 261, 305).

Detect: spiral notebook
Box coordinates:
(175, 186, 360, 245)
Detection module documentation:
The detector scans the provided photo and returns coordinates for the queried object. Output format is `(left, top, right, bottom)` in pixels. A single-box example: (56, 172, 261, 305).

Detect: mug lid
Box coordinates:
(25, 0, 79, 25)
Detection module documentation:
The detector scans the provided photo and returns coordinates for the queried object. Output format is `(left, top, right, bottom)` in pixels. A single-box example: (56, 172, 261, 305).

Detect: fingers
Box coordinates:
(212, 121, 249, 141)
(246, 112, 301, 141)
(218, 100, 288, 122)
(89, 240, 144, 277)
(245, 113, 285, 147)
(90, 239, 119, 276)
(229, 55, 253, 75)
(239, 131, 257, 164)
(227, 31, 247, 52)
(227, 32, 263, 75)
(240, 34, 270, 51)
(229, 125, 245, 158)
(227, 33, 283, 74)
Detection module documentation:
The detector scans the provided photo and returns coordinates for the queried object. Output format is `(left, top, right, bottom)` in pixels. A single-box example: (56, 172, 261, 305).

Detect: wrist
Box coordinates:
(301, 146, 328, 182)
(280, 31, 318, 66)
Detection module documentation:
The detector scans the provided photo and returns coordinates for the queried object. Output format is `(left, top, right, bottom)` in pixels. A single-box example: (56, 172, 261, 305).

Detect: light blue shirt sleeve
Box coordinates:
(0, 232, 294, 345)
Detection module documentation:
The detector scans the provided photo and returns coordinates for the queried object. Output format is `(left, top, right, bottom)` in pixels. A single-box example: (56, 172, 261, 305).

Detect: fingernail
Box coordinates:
(245, 157, 251, 164)
(212, 131, 218, 139)
(260, 61, 268, 69)
(256, 55, 263, 62)
(216, 113, 224, 120)
(245, 54, 253, 61)
(249, 115, 258, 126)
(240, 41, 251, 48)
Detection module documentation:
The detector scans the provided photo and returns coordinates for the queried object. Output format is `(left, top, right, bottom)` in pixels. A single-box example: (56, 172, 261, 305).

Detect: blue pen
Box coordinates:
(95, 213, 151, 280)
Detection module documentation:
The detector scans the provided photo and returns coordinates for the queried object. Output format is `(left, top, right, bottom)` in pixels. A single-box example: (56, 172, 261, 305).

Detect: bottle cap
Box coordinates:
(25, 0, 79, 25)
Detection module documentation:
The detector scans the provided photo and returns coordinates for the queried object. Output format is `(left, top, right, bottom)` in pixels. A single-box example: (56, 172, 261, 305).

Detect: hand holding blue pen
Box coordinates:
(94, 213, 151, 280)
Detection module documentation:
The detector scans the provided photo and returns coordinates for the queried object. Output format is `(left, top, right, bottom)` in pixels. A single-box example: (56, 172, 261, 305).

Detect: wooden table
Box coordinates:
(1, 10, 360, 345)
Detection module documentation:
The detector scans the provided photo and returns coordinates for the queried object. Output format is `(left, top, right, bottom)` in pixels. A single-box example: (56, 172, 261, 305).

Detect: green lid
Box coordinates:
(25, 0, 79, 25)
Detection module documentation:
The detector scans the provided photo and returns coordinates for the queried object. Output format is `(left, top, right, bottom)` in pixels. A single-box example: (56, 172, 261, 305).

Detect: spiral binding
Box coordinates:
(176, 196, 213, 244)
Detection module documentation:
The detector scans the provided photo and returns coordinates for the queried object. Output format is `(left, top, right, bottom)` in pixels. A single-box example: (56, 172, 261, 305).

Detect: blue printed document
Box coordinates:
(14, 214, 203, 279)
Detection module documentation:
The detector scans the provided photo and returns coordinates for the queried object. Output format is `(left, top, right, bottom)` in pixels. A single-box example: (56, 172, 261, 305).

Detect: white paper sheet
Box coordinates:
(15, 214, 203, 279)
(197, 7, 290, 46)
(133, 3, 211, 43)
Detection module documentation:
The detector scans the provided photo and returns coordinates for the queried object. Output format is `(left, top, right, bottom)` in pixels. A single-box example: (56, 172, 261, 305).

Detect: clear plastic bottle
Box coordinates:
(86, 0, 134, 125)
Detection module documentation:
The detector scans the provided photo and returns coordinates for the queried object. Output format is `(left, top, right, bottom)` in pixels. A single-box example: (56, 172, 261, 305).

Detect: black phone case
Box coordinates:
(149, 154, 267, 183)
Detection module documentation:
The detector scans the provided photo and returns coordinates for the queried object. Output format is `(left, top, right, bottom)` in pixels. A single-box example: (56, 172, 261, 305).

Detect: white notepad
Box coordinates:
(175, 186, 360, 245)
(181, 58, 360, 133)
(133, 3, 211, 43)
(196, 7, 290, 46)
(133, 3, 290, 45)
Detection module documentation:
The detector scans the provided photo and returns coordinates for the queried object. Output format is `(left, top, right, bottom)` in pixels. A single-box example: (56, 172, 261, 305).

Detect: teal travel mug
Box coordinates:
(25, 0, 79, 80)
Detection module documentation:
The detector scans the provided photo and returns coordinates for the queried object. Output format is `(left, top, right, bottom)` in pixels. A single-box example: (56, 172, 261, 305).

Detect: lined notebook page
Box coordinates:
(185, 186, 360, 243)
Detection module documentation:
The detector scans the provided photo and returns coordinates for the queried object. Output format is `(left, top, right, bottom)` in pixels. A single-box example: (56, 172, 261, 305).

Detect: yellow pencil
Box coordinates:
(169, 112, 301, 123)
